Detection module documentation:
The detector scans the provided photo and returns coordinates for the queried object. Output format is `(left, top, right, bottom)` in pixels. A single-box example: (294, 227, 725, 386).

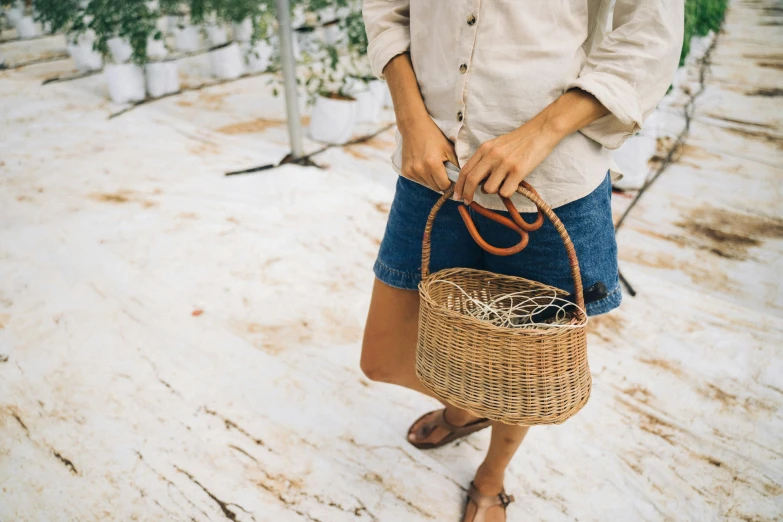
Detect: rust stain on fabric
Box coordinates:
(699, 383, 739, 408)
(617, 397, 678, 445)
(344, 146, 369, 160)
(672, 206, 783, 261)
(89, 190, 156, 207)
(217, 118, 284, 135)
(621, 385, 654, 404)
(638, 358, 684, 377)
(747, 87, 783, 97)
(587, 314, 624, 343)
(373, 202, 390, 213)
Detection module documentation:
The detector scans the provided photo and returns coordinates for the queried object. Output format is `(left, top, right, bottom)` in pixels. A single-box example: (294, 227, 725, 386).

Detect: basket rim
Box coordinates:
(419, 267, 588, 335)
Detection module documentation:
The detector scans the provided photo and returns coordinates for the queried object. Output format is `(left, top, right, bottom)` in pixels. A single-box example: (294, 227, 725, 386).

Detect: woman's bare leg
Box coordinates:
(464, 423, 530, 521)
(361, 278, 482, 443)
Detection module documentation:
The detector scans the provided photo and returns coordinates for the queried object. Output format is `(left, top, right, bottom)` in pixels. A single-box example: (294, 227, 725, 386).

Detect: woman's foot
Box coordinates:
(407, 407, 490, 448)
(462, 476, 514, 522)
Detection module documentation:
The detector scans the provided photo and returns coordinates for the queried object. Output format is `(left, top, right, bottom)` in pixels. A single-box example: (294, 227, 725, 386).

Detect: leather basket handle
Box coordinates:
(421, 181, 584, 315)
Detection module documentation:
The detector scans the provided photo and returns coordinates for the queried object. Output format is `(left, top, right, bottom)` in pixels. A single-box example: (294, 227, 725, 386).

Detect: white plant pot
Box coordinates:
(316, 6, 337, 23)
(242, 40, 273, 73)
(205, 23, 228, 46)
(5, 5, 24, 25)
(145, 61, 179, 98)
(107, 36, 133, 64)
(163, 15, 179, 35)
(104, 63, 146, 103)
(295, 31, 318, 58)
(353, 89, 381, 123)
(611, 134, 657, 190)
(318, 23, 341, 46)
(309, 95, 357, 145)
(233, 18, 253, 43)
(14, 16, 40, 38)
(175, 25, 201, 52)
(147, 36, 168, 60)
(369, 80, 393, 108)
(291, 5, 306, 28)
(67, 31, 103, 72)
(209, 42, 244, 80)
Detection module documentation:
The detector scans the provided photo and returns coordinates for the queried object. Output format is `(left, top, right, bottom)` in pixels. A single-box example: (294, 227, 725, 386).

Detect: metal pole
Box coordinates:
(275, 0, 304, 159)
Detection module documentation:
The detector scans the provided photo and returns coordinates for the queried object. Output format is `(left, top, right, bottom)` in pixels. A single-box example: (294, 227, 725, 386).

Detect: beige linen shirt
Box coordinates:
(363, 0, 684, 211)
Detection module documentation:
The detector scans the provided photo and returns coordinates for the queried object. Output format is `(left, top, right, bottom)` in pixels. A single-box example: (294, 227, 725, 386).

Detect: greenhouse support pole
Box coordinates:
(275, 0, 304, 159)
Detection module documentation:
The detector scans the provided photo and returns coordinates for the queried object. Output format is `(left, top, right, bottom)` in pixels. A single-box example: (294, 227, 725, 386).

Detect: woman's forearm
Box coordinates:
(382, 53, 432, 137)
(382, 52, 459, 190)
(532, 88, 609, 141)
(455, 89, 609, 202)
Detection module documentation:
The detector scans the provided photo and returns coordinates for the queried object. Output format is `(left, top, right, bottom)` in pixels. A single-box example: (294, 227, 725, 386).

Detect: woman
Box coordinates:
(360, 1, 683, 520)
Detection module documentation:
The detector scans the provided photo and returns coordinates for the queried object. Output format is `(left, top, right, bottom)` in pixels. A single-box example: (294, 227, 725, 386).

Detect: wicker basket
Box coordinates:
(416, 181, 590, 426)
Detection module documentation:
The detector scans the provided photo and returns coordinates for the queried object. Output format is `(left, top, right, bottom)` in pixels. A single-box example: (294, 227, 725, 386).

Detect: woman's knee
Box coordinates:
(360, 341, 398, 383)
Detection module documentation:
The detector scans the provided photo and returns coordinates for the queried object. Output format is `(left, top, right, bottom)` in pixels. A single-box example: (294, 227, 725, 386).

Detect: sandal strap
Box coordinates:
(467, 482, 515, 509)
(435, 409, 489, 432)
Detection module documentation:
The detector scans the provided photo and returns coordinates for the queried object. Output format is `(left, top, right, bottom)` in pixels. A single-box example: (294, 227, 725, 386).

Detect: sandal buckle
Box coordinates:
(498, 492, 512, 507)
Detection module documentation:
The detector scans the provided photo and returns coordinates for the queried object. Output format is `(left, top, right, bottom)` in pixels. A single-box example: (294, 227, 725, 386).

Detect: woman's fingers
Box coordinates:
(499, 165, 529, 198)
(461, 155, 494, 204)
(428, 155, 453, 191)
(482, 162, 511, 195)
(455, 150, 483, 201)
(400, 162, 424, 185)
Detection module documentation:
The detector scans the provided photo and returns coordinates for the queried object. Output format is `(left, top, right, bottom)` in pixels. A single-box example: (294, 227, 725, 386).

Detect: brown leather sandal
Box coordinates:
(407, 408, 491, 449)
(462, 481, 515, 522)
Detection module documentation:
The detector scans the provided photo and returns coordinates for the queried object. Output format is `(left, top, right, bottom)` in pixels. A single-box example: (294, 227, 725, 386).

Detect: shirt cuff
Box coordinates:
(367, 25, 411, 80)
(568, 72, 644, 150)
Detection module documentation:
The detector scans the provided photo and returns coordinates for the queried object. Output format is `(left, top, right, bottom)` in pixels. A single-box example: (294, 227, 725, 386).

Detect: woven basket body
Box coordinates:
(415, 183, 591, 425)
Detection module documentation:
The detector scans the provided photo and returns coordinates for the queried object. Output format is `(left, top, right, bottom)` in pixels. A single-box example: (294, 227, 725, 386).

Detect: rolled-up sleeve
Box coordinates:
(568, 0, 684, 149)
(363, 0, 411, 80)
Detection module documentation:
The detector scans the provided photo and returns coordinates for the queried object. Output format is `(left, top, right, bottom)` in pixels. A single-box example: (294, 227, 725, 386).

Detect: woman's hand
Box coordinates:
(400, 119, 458, 192)
(383, 53, 459, 192)
(455, 89, 609, 203)
(454, 120, 560, 203)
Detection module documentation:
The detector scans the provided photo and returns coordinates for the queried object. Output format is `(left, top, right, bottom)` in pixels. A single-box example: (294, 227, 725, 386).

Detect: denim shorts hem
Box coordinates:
(585, 283, 622, 316)
(374, 259, 420, 291)
(376, 256, 623, 317)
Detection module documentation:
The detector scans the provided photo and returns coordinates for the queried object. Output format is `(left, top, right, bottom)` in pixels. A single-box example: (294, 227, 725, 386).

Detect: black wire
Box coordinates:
(614, 30, 720, 297)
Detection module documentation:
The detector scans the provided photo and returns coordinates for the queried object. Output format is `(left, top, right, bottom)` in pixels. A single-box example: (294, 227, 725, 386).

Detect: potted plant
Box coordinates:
(5, 0, 43, 38)
(216, 0, 275, 73)
(33, 0, 103, 72)
(2, 0, 25, 27)
(187, 0, 244, 79)
(298, 43, 364, 144)
(339, 9, 381, 123)
(86, 0, 161, 103)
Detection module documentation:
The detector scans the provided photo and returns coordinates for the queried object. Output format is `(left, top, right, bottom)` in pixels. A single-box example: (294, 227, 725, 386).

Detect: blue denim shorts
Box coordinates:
(374, 173, 622, 316)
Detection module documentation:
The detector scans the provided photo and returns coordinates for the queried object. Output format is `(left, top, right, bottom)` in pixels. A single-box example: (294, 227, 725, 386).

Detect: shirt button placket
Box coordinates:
(455, 4, 479, 162)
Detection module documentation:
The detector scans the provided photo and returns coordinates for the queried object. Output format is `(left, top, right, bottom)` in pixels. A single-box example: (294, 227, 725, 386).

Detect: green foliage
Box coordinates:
(32, 0, 81, 34)
(681, 0, 728, 64)
(340, 10, 366, 59)
(84, 0, 160, 64)
(158, 0, 184, 16)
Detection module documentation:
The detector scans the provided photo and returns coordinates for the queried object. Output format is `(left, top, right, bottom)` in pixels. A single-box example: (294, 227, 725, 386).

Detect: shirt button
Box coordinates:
(459, 63, 467, 73)
(457, 111, 464, 122)
(467, 14, 476, 25)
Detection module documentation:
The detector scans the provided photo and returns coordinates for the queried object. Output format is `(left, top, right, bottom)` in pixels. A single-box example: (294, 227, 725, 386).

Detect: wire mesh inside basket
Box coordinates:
(423, 269, 585, 329)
